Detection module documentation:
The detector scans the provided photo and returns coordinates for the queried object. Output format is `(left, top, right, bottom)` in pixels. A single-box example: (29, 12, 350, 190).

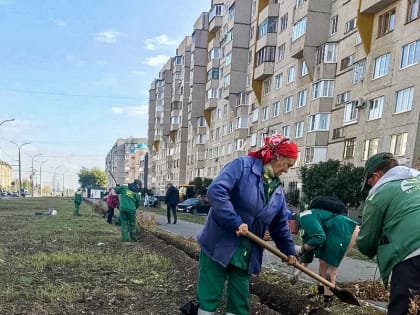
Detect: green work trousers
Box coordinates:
(120, 208, 137, 241)
(74, 203, 81, 216)
(197, 252, 250, 315)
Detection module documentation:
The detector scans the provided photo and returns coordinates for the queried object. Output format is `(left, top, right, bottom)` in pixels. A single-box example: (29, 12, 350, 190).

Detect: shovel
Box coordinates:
(245, 231, 360, 306)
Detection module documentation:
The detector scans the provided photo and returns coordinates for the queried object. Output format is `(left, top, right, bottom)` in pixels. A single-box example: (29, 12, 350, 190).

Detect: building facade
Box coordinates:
(105, 138, 148, 187)
(0, 160, 12, 190)
(147, 0, 420, 198)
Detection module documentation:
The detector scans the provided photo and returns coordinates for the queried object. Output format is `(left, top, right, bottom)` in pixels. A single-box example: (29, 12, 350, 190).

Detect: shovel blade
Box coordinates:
(332, 286, 360, 306)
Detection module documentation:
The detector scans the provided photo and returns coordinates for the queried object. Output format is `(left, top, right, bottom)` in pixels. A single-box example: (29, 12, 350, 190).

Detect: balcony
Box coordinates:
(360, 0, 398, 14)
(234, 128, 248, 140)
(209, 15, 223, 33)
(259, 2, 280, 20)
(254, 62, 274, 80)
(313, 63, 337, 81)
(256, 33, 278, 52)
(207, 58, 220, 70)
(291, 35, 305, 59)
(205, 98, 218, 111)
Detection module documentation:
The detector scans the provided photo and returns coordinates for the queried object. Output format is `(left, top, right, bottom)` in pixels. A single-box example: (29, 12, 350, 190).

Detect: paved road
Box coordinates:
(149, 213, 381, 284)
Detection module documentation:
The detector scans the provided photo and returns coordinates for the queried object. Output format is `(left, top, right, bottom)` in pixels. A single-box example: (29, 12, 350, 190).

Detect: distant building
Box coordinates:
(105, 138, 148, 187)
(0, 160, 12, 190)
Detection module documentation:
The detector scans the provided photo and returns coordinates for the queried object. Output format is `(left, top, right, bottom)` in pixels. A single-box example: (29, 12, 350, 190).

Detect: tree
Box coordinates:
(189, 177, 213, 197)
(299, 159, 366, 208)
(77, 167, 107, 189)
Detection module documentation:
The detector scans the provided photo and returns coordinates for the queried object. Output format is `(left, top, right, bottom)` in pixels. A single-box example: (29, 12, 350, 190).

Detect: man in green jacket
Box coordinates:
(357, 152, 420, 315)
(115, 180, 141, 242)
(73, 189, 82, 216)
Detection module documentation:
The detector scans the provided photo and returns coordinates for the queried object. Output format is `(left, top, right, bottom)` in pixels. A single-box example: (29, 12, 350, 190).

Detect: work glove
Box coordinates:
(297, 246, 315, 264)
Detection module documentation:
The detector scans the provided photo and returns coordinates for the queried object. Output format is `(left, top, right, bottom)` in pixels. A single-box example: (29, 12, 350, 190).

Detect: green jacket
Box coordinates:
(114, 185, 140, 211)
(297, 209, 358, 267)
(74, 191, 82, 204)
(357, 166, 420, 285)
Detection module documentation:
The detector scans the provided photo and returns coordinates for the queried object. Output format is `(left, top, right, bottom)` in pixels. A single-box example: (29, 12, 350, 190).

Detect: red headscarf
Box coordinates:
(248, 134, 298, 164)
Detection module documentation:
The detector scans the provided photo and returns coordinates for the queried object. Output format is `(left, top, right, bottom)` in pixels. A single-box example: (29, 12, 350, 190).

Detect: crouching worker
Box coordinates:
(73, 189, 82, 216)
(115, 180, 141, 242)
(296, 195, 359, 306)
(195, 135, 298, 315)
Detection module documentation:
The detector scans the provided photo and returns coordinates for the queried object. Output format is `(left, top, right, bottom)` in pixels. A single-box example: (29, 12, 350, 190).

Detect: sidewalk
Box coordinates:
(150, 213, 381, 284)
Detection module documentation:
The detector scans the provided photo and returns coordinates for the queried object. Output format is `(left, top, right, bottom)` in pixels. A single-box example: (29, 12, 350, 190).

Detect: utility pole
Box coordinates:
(31, 154, 42, 197)
(39, 160, 47, 197)
(9, 141, 30, 197)
(0, 118, 15, 126)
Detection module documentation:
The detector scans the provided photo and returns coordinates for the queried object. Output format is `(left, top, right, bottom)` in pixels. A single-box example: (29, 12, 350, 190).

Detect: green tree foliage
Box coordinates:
(189, 177, 213, 197)
(77, 167, 107, 189)
(300, 159, 366, 208)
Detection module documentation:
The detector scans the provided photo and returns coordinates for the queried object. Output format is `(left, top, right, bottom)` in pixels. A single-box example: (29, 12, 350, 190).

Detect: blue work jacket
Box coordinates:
(197, 156, 296, 275)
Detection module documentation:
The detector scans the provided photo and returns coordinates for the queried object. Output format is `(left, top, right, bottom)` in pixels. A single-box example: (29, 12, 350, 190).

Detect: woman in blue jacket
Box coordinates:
(196, 135, 298, 315)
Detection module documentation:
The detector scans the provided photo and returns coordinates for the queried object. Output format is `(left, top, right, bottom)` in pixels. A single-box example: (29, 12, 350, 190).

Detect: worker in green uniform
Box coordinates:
(115, 180, 141, 242)
(73, 189, 82, 216)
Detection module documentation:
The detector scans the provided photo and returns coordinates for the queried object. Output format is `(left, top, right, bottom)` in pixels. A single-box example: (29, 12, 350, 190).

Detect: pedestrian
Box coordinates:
(144, 193, 150, 207)
(357, 152, 420, 315)
(106, 187, 119, 224)
(195, 134, 298, 315)
(73, 188, 82, 216)
(114, 179, 141, 242)
(295, 195, 359, 306)
(164, 182, 179, 224)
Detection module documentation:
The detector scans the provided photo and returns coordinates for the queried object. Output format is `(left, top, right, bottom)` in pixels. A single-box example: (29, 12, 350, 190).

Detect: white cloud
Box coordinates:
(131, 70, 145, 76)
(111, 105, 148, 116)
(144, 34, 179, 51)
(95, 30, 123, 44)
(142, 54, 170, 67)
(51, 18, 67, 27)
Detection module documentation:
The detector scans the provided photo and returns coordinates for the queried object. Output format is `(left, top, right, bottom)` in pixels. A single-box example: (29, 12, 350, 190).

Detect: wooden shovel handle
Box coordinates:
(245, 231, 336, 290)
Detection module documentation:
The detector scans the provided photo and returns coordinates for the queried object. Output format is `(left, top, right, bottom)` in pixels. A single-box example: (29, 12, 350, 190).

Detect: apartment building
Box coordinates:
(147, 0, 420, 198)
(105, 137, 148, 187)
(0, 160, 12, 190)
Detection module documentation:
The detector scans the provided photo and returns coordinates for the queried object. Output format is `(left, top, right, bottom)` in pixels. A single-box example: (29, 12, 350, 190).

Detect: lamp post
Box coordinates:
(0, 118, 15, 126)
(52, 165, 62, 196)
(30, 154, 42, 197)
(39, 160, 47, 197)
(9, 141, 31, 197)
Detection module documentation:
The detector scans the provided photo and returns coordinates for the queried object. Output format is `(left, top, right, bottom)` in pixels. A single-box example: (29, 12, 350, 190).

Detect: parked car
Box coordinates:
(177, 198, 210, 215)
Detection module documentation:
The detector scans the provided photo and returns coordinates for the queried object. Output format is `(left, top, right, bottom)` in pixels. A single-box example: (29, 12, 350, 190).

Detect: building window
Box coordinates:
(295, 121, 304, 138)
(331, 15, 338, 34)
(372, 53, 390, 79)
(407, 0, 420, 23)
(296, 0, 307, 8)
(355, 31, 362, 45)
(378, 9, 396, 38)
(258, 17, 278, 39)
(312, 80, 334, 99)
(316, 43, 337, 65)
(297, 89, 307, 107)
(256, 46, 276, 66)
(280, 13, 288, 32)
(263, 79, 271, 95)
(275, 73, 283, 89)
(292, 16, 307, 41)
(401, 40, 420, 68)
(225, 53, 232, 65)
(343, 138, 356, 159)
(228, 3, 235, 21)
(207, 88, 219, 99)
(345, 17, 357, 34)
(207, 68, 219, 80)
(340, 54, 355, 70)
(272, 101, 281, 117)
(223, 75, 230, 88)
(250, 133, 257, 147)
(235, 116, 248, 129)
(300, 61, 308, 77)
(390, 132, 408, 156)
(332, 127, 344, 139)
(282, 125, 290, 137)
(287, 66, 295, 83)
(352, 59, 366, 84)
(343, 102, 358, 123)
(262, 107, 270, 121)
(305, 147, 314, 163)
(308, 113, 330, 132)
(277, 43, 285, 62)
(395, 87, 414, 113)
(209, 48, 220, 60)
(336, 91, 351, 105)
(252, 108, 259, 122)
(368, 96, 384, 120)
(363, 138, 379, 160)
(284, 96, 293, 113)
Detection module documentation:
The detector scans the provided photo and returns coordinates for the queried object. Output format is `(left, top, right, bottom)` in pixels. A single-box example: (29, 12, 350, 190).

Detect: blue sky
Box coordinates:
(0, 0, 210, 190)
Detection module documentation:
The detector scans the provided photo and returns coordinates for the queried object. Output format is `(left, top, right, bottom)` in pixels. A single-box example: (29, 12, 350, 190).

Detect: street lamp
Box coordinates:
(30, 154, 42, 197)
(52, 165, 63, 196)
(0, 118, 15, 126)
(9, 141, 31, 197)
(39, 160, 47, 197)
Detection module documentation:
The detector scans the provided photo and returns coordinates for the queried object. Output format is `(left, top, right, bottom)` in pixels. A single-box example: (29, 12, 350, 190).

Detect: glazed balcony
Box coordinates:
(360, 0, 398, 14)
